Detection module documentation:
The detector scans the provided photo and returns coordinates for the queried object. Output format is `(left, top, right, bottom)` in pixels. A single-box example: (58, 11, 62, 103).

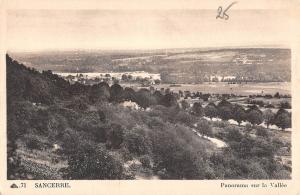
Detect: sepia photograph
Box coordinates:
(5, 6, 293, 181)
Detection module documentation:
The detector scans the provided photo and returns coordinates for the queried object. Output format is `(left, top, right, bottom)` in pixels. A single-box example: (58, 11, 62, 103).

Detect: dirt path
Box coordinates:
(191, 129, 227, 148)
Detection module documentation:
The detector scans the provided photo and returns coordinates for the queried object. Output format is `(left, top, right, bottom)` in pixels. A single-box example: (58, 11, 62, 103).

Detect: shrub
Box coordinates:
(251, 138, 274, 158)
(92, 125, 108, 143)
(180, 100, 190, 110)
(106, 123, 124, 149)
(191, 102, 204, 116)
(175, 111, 196, 125)
(280, 102, 291, 109)
(7, 140, 29, 179)
(255, 126, 269, 137)
(139, 155, 152, 168)
(61, 128, 81, 154)
(150, 123, 212, 179)
(66, 96, 88, 110)
(124, 127, 152, 156)
(196, 119, 213, 137)
(265, 104, 275, 108)
(63, 144, 124, 179)
(218, 106, 233, 121)
(272, 169, 291, 179)
(247, 162, 269, 179)
(247, 100, 264, 107)
(217, 100, 232, 108)
(213, 120, 230, 128)
(76, 111, 102, 131)
(25, 135, 43, 150)
(271, 137, 284, 149)
(30, 109, 50, 135)
(225, 126, 243, 142)
(231, 135, 255, 158)
(244, 123, 253, 133)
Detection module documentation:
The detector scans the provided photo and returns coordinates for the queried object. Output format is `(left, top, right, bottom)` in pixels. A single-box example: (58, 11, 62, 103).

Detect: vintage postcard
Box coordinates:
(0, 0, 300, 194)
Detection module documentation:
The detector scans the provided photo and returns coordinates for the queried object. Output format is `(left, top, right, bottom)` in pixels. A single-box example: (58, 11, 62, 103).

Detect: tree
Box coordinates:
(135, 88, 157, 108)
(217, 99, 232, 108)
(178, 90, 183, 97)
(184, 91, 191, 99)
(110, 83, 123, 102)
(191, 102, 204, 117)
(201, 94, 210, 101)
(263, 109, 275, 128)
(112, 77, 119, 84)
(207, 102, 217, 107)
(232, 104, 246, 125)
(180, 100, 190, 110)
(217, 100, 233, 121)
(89, 82, 110, 103)
(246, 109, 263, 126)
(123, 87, 137, 102)
(121, 74, 128, 81)
(204, 105, 218, 120)
(274, 92, 280, 98)
(165, 88, 171, 95)
(161, 93, 177, 107)
(128, 75, 133, 80)
(218, 106, 233, 121)
(154, 79, 161, 84)
(153, 90, 163, 103)
(70, 82, 86, 96)
(280, 101, 291, 109)
(273, 109, 291, 130)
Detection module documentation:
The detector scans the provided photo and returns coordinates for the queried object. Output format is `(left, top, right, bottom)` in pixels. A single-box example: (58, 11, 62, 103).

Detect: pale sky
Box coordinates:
(6, 9, 292, 51)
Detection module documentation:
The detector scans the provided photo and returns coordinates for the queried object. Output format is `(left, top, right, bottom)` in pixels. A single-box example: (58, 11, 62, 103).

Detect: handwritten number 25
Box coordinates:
(216, 6, 229, 20)
(216, 2, 237, 20)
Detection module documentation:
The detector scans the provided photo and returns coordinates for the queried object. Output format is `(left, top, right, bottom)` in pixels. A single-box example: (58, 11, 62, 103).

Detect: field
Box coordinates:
(139, 82, 291, 96)
(10, 48, 291, 83)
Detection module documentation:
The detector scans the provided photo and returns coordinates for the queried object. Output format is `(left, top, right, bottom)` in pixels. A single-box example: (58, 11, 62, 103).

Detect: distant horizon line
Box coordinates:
(7, 44, 290, 53)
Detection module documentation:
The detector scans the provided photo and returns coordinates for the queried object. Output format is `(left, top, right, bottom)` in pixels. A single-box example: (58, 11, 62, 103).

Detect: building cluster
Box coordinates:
(57, 71, 161, 85)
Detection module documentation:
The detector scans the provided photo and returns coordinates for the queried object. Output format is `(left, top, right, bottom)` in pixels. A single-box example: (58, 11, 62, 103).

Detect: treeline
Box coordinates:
(65, 80, 292, 131)
(69, 79, 291, 131)
(188, 100, 291, 130)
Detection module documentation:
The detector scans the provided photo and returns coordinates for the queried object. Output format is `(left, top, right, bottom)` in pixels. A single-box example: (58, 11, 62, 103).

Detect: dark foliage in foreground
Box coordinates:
(7, 55, 291, 180)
